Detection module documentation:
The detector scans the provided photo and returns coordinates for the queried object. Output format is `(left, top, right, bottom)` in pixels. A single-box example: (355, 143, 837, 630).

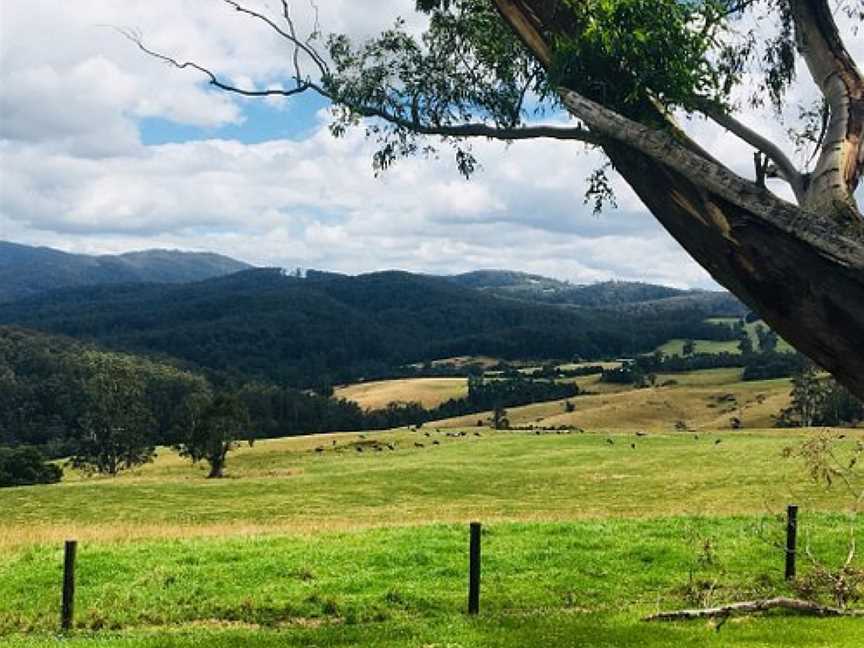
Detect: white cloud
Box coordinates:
(0, 1, 860, 291)
(0, 108, 712, 287)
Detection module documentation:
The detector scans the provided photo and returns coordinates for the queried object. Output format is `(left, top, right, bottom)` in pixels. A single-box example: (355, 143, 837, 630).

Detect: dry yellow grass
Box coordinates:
(431, 370, 791, 431)
(1, 368, 803, 551)
(334, 377, 467, 409)
(558, 361, 623, 371)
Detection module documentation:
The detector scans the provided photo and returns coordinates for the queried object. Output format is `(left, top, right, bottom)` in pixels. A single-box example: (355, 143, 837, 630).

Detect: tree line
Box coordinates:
(0, 327, 579, 486)
(0, 268, 743, 390)
(777, 366, 864, 428)
(601, 350, 806, 386)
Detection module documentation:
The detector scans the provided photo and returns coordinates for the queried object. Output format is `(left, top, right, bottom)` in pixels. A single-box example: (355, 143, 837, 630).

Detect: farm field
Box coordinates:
(334, 377, 468, 409)
(657, 338, 741, 356)
(3, 369, 862, 647)
(436, 368, 790, 430)
(659, 318, 796, 357)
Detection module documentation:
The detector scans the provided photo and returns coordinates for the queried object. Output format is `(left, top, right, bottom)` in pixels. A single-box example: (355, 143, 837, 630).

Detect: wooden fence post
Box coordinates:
(61, 540, 77, 632)
(785, 505, 798, 581)
(468, 522, 481, 615)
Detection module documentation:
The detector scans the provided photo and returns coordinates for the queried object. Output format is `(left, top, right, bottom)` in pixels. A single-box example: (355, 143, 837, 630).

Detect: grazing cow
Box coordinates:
(714, 439, 722, 445)
(356, 447, 364, 453)
(315, 447, 324, 453)
(606, 438, 614, 445)
(474, 432, 481, 437)
(386, 443, 395, 451)
(432, 440, 440, 446)
(636, 431, 647, 437)
(630, 443, 636, 449)
(415, 442, 425, 448)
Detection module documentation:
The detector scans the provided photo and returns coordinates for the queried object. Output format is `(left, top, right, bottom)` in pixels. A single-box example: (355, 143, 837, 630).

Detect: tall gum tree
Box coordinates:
(128, 0, 864, 398)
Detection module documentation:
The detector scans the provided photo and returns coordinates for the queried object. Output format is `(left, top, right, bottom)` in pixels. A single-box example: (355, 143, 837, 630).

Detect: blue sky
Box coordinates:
(139, 94, 331, 145)
(1, 1, 861, 289)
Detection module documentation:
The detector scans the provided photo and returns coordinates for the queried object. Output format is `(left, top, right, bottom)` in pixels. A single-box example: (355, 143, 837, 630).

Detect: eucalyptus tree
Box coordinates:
(174, 392, 251, 479)
(128, 0, 864, 397)
(72, 353, 157, 475)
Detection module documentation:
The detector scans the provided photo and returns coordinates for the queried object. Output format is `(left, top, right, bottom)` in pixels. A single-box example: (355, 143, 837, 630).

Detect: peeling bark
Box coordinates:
(493, 0, 864, 399)
(790, 0, 864, 219)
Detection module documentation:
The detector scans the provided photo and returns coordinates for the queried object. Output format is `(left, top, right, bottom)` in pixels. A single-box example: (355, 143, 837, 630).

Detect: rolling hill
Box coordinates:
(0, 268, 739, 387)
(0, 241, 251, 302)
(448, 269, 746, 315)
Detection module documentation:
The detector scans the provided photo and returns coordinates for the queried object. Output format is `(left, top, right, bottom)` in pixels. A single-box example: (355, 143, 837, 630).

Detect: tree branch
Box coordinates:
(644, 597, 864, 622)
(123, 29, 601, 146)
(353, 103, 602, 144)
(119, 28, 315, 98)
(698, 100, 806, 202)
(223, 0, 329, 76)
(556, 87, 864, 260)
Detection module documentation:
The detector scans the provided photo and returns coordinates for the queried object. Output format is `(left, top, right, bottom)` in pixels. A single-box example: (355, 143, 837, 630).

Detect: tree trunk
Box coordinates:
(789, 0, 864, 219)
(207, 457, 224, 478)
(494, 0, 864, 400)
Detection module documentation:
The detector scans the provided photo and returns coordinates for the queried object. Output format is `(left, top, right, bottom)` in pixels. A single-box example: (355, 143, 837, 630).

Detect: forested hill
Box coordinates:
(448, 270, 746, 315)
(0, 241, 251, 302)
(0, 268, 739, 387)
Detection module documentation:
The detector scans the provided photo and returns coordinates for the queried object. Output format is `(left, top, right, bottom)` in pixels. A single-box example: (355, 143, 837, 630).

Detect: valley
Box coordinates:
(1, 243, 861, 648)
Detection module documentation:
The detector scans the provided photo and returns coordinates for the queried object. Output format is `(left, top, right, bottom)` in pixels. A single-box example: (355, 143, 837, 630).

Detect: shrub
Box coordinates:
(0, 446, 62, 487)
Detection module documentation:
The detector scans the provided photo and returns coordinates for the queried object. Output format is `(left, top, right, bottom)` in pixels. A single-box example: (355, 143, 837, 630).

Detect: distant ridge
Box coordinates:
(0, 241, 252, 302)
(447, 269, 745, 313)
(0, 265, 747, 388)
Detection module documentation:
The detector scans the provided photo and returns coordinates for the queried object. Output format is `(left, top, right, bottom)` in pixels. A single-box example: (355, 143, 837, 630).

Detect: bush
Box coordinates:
(0, 446, 63, 487)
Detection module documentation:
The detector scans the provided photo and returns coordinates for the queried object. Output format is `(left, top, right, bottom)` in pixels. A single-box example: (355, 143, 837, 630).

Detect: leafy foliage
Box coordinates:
(0, 269, 744, 390)
(175, 392, 252, 478)
(70, 354, 159, 475)
(309, 0, 834, 178)
(0, 328, 209, 460)
(325, 0, 545, 177)
(0, 446, 62, 488)
(550, 0, 729, 118)
(777, 367, 864, 428)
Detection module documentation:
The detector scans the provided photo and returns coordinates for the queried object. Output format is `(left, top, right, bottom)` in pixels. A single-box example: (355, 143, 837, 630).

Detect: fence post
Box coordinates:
(785, 505, 798, 581)
(468, 522, 481, 615)
(61, 540, 77, 632)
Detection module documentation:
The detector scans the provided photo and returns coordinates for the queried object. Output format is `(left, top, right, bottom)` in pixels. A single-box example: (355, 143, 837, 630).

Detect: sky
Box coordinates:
(0, 1, 861, 289)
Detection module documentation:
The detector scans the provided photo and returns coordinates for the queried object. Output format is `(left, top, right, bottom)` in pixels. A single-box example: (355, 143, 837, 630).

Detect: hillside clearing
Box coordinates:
(4, 370, 858, 647)
(3, 424, 859, 549)
(334, 377, 468, 409)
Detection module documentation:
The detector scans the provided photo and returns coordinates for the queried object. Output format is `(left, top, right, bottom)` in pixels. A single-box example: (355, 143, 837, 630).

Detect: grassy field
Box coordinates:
(437, 369, 789, 430)
(657, 338, 741, 356)
(3, 369, 862, 647)
(4, 517, 864, 646)
(334, 377, 467, 409)
(659, 319, 795, 356)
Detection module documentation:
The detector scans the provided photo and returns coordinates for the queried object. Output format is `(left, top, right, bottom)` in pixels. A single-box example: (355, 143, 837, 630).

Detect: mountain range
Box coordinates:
(0, 241, 251, 302)
(0, 242, 747, 386)
(447, 270, 745, 315)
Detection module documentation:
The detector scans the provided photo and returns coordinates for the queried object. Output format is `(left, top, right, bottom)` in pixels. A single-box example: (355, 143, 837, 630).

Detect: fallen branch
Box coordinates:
(643, 597, 864, 622)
